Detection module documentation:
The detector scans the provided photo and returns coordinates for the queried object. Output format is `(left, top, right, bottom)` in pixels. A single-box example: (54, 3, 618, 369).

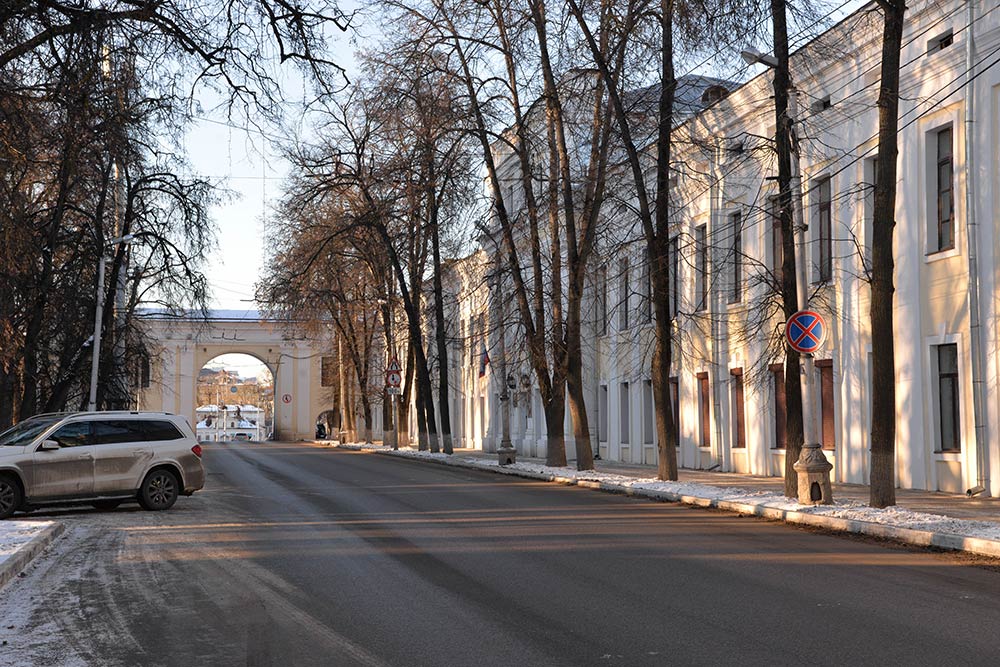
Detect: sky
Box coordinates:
(181, 21, 362, 381)
(181, 0, 866, 377)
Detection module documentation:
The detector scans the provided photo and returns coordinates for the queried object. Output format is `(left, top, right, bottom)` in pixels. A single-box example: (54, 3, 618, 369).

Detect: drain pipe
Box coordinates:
(710, 137, 727, 471)
(964, 1, 989, 497)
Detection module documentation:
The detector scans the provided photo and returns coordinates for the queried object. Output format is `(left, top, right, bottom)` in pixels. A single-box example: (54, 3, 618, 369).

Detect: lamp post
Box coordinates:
(493, 258, 516, 466)
(741, 48, 832, 504)
(88, 234, 134, 412)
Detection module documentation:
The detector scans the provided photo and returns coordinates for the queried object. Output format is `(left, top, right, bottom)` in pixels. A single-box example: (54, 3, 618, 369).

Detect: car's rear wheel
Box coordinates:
(91, 500, 122, 511)
(0, 475, 23, 520)
(138, 469, 179, 511)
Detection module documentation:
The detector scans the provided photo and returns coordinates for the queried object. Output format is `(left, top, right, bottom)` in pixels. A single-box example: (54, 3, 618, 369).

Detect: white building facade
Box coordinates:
(443, 0, 1000, 497)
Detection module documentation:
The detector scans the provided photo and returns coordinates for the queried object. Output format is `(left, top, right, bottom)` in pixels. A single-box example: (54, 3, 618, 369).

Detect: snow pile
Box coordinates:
(334, 442, 1000, 544)
(0, 521, 54, 566)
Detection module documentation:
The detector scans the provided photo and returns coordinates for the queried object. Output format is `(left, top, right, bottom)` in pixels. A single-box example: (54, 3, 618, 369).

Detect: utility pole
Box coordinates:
(741, 47, 831, 504)
(787, 90, 833, 504)
(494, 257, 515, 465)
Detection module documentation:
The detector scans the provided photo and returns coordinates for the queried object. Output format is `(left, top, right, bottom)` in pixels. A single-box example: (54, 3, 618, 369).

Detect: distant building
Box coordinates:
(195, 404, 266, 442)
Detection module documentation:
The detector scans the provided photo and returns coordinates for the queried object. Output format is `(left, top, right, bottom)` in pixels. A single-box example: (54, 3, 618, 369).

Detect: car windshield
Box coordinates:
(0, 416, 62, 447)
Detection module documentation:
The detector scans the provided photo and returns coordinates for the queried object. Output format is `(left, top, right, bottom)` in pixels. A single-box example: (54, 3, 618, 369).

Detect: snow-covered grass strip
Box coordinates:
(0, 521, 54, 565)
(0, 520, 64, 590)
(331, 442, 1000, 558)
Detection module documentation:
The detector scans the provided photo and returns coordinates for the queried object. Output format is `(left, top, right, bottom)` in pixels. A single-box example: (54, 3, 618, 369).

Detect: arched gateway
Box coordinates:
(138, 311, 331, 441)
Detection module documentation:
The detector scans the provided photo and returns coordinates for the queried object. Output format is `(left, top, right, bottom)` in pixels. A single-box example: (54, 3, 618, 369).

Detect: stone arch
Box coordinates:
(138, 312, 335, 441)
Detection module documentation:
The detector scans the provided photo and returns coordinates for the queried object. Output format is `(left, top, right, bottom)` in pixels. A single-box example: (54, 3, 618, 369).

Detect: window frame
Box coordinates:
(669, 376, 680, 448)
(668, 236, 679, 318)
(618, 257, 630, 331)
(770, 196, 783, 283)
(816, 359, 835, 451)
(697, 371, 711, 448)
(695, 224, 708, 312)
(816, 176, 832, 282)
(770, 363, 786, 449)
(730, 368, 746, 449)
(728, 211, 742, 304)
(935, 343, 961, 453)
(932, 126, 955, 254)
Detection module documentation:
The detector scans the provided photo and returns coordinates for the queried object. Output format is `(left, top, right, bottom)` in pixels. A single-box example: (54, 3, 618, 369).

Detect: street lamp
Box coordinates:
(492, 258, 516, 466)
(88, 234, 134, 412)
(741, 48, 833, 504)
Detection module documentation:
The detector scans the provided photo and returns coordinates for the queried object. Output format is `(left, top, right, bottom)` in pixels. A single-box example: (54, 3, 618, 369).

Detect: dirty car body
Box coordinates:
(0, 411, 205, 518)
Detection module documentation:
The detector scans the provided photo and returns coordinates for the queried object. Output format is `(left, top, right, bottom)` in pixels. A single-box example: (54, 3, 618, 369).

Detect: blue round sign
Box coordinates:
(785, 310, 826, 354)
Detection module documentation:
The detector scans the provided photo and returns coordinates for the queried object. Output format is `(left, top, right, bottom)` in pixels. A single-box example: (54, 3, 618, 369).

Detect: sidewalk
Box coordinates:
(326, 441, 1000, 559)
(458, 450, 1000, 524)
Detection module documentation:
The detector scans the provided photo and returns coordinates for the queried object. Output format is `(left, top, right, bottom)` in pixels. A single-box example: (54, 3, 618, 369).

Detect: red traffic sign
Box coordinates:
(387, 356, 401, 372)
(785, 310, 826, 354)
(386, 370, 402, 388)
(281, 393, 292, 404)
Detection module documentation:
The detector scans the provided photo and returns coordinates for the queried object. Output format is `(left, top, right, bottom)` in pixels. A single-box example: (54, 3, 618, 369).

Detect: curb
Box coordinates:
(333, 444, 1000, 560)
(0, 522, 65, 591)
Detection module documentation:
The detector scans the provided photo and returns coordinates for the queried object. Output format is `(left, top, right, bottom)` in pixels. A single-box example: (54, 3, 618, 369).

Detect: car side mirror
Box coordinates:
(38, 439, 60, 451)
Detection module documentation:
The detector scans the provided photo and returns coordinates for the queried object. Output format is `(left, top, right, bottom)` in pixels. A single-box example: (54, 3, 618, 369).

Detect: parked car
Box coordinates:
(0, 411, 205, 519)
(233, 433, 251, 441)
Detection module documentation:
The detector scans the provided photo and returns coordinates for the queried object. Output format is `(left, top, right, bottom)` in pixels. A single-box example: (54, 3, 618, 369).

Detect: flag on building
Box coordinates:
(479, 343, 490, 378)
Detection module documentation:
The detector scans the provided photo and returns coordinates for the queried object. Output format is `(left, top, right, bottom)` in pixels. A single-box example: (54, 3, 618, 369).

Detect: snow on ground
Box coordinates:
(334, 443, 1000, 544)
(0, 520, 54, 566)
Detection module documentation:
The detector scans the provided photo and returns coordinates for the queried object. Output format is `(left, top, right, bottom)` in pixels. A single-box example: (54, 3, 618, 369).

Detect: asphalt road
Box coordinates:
(2, 443, 1000, 666)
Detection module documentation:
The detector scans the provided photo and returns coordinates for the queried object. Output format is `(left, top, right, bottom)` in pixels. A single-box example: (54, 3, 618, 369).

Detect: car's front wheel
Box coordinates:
(138, 469, 179, 511)
(0, 474, 23, 520)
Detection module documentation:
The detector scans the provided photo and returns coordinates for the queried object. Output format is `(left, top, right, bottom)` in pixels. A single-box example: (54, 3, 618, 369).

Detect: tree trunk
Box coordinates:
(565, 283, 594, 470)
(0, 368, 15, 430)
(869, 0, 905, 508)
(399, 343, 415, 448)
(770, 0, 805, 498)
(430, 185, 453, 455)
(544, 392, 568, 468)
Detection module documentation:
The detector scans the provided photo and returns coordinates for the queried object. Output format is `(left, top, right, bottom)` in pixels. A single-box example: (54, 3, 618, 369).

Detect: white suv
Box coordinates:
(0, 411, 205, 519)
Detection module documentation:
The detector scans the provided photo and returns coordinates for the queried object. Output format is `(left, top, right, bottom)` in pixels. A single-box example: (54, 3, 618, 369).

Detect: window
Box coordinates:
(141, 420, 184, 441)
(937, 343, 960, 452)
(597, 264, 608, 336)
(139, 355, 151, 389)
(728, 212, 742, 304)
(321, 356, 336, 387)
(92, 420, 148, 444)
(640, 259, 652, 324)
(817, 360, 835, 450)
(770, 196, 784, 282)
(669, 376, 680, 447)
(731, 368, 746, 448)
(810, 96, 833, 113)
(864, 157, 878, 268)
(598, 385, 608, 442)
(642, 380, 654, 445)
(668, 236, 679, 318)
(697, 372, 711, 448)
(771, 363, 786, 449)
(933, 127, 954, 252)
(618, 258, 630, 331)
(816, 177, 832, 282)
(469, 316, 476, 366)
(928, 30, 953, 54)
(619, 382, 630, 444)
(50, 422, 93, 447)
(695, 225, 708, 311)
